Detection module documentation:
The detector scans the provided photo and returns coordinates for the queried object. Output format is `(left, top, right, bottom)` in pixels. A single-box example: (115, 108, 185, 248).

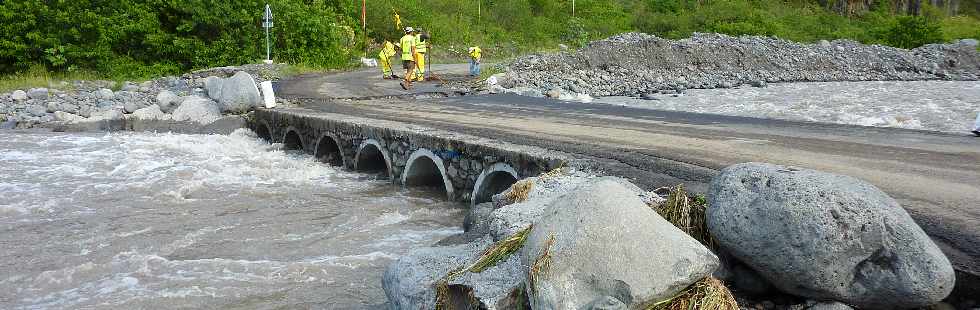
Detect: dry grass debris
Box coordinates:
(505, 180, 534, 204)
(650, 184, 717, 250)
(645, 277, 738, 310)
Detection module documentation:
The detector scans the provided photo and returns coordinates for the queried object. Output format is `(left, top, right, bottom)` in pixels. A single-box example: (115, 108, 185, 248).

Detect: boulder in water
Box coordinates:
(172, 96, 221, 125)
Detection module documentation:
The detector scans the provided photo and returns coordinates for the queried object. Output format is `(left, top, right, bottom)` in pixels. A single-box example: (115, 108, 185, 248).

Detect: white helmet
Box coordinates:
(404, 26, 414, 33)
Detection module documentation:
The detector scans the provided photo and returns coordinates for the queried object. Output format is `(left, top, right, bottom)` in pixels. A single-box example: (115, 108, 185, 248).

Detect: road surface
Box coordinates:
(277, 65, 980, 285)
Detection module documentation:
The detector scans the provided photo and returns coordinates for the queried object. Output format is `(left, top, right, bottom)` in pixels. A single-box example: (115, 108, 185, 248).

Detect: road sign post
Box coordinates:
(263, 4, 274, 63)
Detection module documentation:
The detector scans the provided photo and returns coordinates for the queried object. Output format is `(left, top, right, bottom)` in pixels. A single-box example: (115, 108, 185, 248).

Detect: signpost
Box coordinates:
(263, 4, 274, 63)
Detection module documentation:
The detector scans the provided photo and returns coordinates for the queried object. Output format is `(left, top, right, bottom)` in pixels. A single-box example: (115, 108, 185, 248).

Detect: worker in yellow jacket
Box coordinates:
(414, 31, 430, 82)
(399, 27, 418, 90)
(468, 46, 482, 77)
(378, 40, 398, 79)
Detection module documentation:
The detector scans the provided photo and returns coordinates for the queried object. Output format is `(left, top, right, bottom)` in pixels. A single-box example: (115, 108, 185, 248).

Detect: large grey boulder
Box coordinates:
(85, 109, 125, 122)
(217, 71, 261, 113)
(383, 237, 491, 310)
(204, 76, 223, 99)
(27, 88, 48, 100)
(131, 104, 172, 121)
(54, 111, 84, 123)
(11, 90, 28, 101)
(519, 177, 719, 309)
(156, 90, 179, 113)
(94, 88, 114, 100)
(707, 163, 954, 309)
(172, 96, 221, 124)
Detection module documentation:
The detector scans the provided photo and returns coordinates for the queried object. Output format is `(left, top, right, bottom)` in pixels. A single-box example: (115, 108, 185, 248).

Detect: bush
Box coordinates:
(877, 15, 945, 48)
(0, 0, 359, 78)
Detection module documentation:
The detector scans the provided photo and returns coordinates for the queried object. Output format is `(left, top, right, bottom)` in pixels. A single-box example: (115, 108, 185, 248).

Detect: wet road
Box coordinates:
(277, 67, 980, 285)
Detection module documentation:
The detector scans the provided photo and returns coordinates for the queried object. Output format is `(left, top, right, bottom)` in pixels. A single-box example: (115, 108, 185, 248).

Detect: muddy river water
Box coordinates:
(0, 129, 464, 309)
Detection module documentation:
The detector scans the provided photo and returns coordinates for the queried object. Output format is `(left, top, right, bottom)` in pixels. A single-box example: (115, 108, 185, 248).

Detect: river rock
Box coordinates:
(217, 71, 261, 113)
(54, 111, 84, 123)
(131, 104, 171, 121)
(156, 90, 179, 113)
(205, 76, 223, 99)
(172, 96, 221, 124)
(11, 90, 28, 101)
(26, 104, 47, 117)
(488, 171, 595, 240)
(808, 301, 854, 310)
(86, 109, 124, 122)
(95, 88, 114, 99)
(707, 162, 955, 309)
(520, 177, 719, 309)
(27, 88, 48, 100)
(123, 101, 139, 114)
(383, 237, 492, 310)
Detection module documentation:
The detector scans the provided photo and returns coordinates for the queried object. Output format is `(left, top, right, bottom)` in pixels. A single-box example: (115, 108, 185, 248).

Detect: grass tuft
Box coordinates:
(468, 225, 533, 273)
(434, 226, 534, 309)
(650, 184, 717, 250)
(527, 234, 555, 295)
(645, 277, 738, 310)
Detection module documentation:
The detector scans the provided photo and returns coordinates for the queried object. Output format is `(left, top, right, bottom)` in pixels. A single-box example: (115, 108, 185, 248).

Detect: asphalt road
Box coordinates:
(277, 66, 980, 283)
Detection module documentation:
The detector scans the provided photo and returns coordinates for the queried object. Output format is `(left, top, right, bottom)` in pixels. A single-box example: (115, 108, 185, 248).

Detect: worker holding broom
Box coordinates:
(378, 40, 398, 79)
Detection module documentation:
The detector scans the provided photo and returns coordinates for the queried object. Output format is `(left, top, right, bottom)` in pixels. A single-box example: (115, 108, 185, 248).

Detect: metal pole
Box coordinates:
(266, 27, 270, 61)
(362, 0, 366, 29)
(572, 0, 575, 17)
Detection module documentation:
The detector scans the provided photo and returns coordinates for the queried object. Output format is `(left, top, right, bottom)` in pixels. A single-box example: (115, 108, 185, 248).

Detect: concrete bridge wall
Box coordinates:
(249, 108, 566, 204)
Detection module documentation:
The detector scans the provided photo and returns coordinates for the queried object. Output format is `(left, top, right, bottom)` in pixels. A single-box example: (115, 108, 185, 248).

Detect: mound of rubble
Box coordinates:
(503, 32, 980, 98)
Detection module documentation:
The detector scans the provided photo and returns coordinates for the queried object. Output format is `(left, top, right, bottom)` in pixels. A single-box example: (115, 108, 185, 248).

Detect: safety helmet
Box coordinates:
(468, 47, 475, 53)
(404, 26, 414, 33)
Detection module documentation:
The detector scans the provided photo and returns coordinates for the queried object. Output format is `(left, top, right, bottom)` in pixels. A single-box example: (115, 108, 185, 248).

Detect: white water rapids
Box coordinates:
(0, 129, 464, 309)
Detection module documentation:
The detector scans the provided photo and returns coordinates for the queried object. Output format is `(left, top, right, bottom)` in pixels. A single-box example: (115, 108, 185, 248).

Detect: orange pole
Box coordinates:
(362, 0, 366, 29)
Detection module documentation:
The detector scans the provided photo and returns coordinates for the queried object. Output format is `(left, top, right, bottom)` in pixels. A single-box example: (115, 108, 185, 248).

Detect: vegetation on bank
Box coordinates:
(1, 0, 978, 83)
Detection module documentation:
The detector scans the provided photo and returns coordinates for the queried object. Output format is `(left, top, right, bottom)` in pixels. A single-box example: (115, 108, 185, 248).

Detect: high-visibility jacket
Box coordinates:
(400, 34, 416, 61)
(469, 46, 481, 61)
(381, 41, 396, 59)
(415, 34, 428, 54)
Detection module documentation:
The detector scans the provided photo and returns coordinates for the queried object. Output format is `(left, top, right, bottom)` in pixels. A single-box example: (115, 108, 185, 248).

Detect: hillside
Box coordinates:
(1, 0, 978, 79)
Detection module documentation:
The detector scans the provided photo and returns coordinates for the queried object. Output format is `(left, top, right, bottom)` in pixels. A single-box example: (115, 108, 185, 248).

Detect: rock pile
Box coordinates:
(383, 163, 958, 309)
(383, 172, 720, 309)
(502, 32, 980, 98)
(0, 64, 276, 130)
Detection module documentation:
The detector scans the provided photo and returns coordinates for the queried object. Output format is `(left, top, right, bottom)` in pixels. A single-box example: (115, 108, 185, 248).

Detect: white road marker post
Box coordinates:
(263, 4, 274, 64)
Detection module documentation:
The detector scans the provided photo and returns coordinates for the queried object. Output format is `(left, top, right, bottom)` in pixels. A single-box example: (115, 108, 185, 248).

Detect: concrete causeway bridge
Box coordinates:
(259, 65, 980, 293)
(250, 107, 565, 204)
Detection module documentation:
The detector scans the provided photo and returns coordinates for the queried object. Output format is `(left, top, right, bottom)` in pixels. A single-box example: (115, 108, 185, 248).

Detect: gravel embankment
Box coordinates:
(0, 64, 285, 129)
(505, 32, 980, 98)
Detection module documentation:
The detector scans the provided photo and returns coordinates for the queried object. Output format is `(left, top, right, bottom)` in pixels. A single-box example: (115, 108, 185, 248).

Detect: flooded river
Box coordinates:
(0, 129, 464, 309)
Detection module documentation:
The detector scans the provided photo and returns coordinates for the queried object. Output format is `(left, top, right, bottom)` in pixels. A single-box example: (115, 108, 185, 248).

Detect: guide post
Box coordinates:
(263, 4, 274, 63)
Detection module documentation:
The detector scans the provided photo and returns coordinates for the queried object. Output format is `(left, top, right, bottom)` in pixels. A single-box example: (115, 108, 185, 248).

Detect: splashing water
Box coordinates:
(0, 129, 464, 309)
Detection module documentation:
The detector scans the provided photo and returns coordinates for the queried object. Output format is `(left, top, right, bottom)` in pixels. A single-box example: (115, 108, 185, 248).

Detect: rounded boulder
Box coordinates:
(217, 71, 261, 114)
(707, 162, 954, 309)
(520, 177, 719, 309)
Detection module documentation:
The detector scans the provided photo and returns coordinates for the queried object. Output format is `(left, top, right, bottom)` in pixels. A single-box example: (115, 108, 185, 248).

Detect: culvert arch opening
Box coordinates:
(315, 134, 344, 166)
(255, 122, 272, 142)
(283, 129, 303, 151)
(402, 149, 454, 200)
(354, 139, 392, 179)
(472, 163, 519, 205)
